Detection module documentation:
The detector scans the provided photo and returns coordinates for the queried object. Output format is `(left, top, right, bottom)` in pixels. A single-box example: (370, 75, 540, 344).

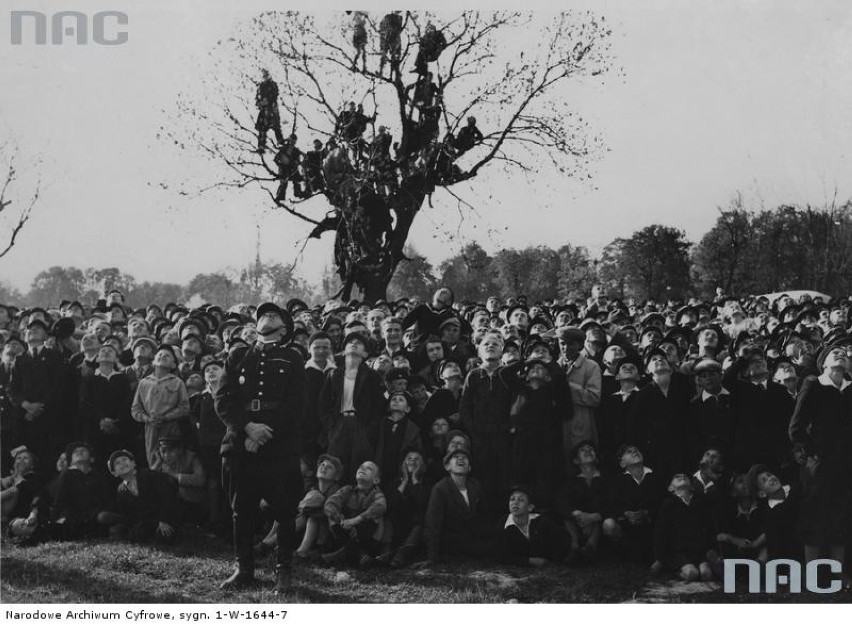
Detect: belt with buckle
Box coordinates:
(341, 410, 357, 418)
(245, 400, 285, 412)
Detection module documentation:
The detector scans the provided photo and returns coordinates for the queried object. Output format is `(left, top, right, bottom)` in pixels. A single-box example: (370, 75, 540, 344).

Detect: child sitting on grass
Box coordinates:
(97, 449, 180, 544)
(497, 485, 568, 567)
(651, 474, 715, 582)
(323, 460, 387, 567)
(746, 464, 801, 561)
(557, 441, 609, 563)
(603, 444, 665, 564)
(294, 454, 343, 558)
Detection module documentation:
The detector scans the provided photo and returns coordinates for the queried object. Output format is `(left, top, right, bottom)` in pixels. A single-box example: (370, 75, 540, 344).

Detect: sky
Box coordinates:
(1, 0, 851, 294)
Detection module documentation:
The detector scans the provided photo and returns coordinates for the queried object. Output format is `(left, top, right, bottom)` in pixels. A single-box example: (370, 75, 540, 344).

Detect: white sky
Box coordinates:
(1, 0, 851, 293)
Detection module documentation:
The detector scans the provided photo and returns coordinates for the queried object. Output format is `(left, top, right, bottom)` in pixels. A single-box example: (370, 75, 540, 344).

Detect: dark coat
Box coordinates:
(653, 494, 716, 566)
(110, 468, 179, 526)
(788, 375, 852, 545)
(214, 342, 306, 458)
(629, 374, 692, 474)
(318, 364, 386, 478)
(496, 514, 568, 566)
(424, 476, 488, 562)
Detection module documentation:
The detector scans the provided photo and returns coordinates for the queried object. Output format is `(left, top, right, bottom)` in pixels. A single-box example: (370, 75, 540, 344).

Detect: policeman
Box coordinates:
(215, 302, 305, 594)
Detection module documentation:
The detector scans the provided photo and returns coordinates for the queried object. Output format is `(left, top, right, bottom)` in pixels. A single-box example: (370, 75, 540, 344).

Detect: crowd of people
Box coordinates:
(1, 285, 850, 593)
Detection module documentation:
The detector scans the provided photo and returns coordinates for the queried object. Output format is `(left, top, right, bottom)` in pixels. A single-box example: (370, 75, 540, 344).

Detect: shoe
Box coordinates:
(272, 565, 292, 595)
(375, 550, 393, 566)
(321, 546, 347, 566)
(357, 551, 374, 568)
(219, 567, 256, 591)
(293, 549, 311, 561)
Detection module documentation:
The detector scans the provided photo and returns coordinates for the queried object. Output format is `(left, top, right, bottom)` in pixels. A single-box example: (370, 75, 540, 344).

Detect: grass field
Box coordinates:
(1, 536, 848, 604)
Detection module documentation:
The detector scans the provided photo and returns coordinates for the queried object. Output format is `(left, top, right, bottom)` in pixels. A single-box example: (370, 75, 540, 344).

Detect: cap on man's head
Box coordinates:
(693, 358, 722, 374)
(132, 336, 158, 352)
(65, 440, 94, 460)
(107, 449, 135, 473)
(26, 318, 50, 333)
(443, 447, 471, 465)
(555, 326, 585, 343)
(342, 331, 367, 348)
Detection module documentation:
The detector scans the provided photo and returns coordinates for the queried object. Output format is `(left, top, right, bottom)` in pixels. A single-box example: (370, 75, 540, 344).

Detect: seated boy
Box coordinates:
(294, 454, 343, 558)
(556, 441, 609, 562)
(151, 436, 206, 526)
(651, 474, 715, 581)
(1, 446, 45, 543)
(496, 485, 568, 567)
(323, 460, 387, 567)
(51, 441, 113, 540)
(603, 444, 665, 563)
(746, 464, 801, 561)
(383, 448, 434, 567)
(97, 449, 180, 544)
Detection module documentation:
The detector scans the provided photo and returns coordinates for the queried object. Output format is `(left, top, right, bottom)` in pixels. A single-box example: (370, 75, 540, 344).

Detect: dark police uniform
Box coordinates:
(215, 307, 305, 589)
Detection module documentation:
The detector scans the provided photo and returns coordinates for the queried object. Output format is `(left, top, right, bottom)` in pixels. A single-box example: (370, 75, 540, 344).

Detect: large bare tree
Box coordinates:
(0, 137, 40, 260)
(169, 11, 615, 302)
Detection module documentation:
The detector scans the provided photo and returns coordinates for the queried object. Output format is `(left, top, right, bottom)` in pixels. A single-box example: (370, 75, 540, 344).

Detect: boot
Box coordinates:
(219, 566, 255, 591)
(272, 565, 292, 595)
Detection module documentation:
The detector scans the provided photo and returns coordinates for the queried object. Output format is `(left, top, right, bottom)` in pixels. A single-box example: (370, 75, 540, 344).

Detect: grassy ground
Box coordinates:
(1, 536, 849, 604)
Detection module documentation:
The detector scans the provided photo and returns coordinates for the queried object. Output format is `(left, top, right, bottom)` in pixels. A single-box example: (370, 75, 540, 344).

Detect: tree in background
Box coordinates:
(692, 197, 852, 297)
(439, 241, 495, 302)
(28, 266, 87, 307)
(599, 226, 691, 302)
(691, 194, 755, 298)
(170, 11, 614, 302)
(556, 244, 597, 301)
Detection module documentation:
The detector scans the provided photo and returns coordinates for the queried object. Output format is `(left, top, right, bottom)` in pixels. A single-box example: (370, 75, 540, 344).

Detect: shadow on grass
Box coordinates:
(1, 556, 193, 603)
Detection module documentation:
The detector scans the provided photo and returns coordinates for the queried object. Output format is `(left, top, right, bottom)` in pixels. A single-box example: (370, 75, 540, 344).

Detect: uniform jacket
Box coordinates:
(215, 341, 306, 458)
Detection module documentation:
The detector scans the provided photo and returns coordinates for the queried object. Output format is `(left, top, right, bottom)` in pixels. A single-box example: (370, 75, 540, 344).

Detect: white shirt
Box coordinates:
(504, 513, 540, 539)
(341, 373, 356, 412)
(701, 387, 731, 402)
(693, 470, 714, 492)
(306, 359, 336, 373)
(767, 485, 791, 509)
(817, 373, 851, 392)
(624, 466, 653, 485)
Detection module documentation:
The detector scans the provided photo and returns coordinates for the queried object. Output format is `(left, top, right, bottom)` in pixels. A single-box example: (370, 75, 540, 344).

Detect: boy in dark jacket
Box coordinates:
(496, 486, 567, 566)
(747, 464, 801, 561)
(557, 441, 610, 562)
(422, 448, 491, 564)
(51, 441, 112, 539)
(603, 444, 665, 563)
(375, 391, 422, 491)
(651, 474, 715, 581)
(97, 449, 180, 544)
